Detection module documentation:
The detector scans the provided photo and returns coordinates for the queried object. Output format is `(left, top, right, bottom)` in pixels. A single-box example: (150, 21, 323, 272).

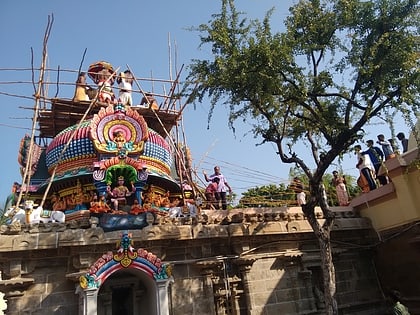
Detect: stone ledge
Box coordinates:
(0, 205, 358, 237)
(350, 183, 395, 208)
(0, 216, 372, 250)
(0, 278, 35, 293)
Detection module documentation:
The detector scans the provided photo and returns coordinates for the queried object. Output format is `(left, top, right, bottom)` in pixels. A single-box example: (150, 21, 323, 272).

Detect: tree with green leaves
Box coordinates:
(186, 0, 419, 313)
(238, 173, 359, 208)
(238, 183, 295, 207)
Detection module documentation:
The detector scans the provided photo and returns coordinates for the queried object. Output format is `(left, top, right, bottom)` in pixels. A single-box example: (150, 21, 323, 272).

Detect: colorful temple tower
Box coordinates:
(11, 60, 195, 231)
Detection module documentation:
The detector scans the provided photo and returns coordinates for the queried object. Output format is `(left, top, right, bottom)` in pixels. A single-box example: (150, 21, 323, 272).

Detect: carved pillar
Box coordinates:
(76, 285, 98, 315)
(298, 269, 317, 311)
(156, 277, 173, 315)
(230, 280, 244, 315)
(215, 295, 225, 315)
(195, 260, 221, 315)
(234, 258, 256, 315)
(100, 291, 112, 315)
(233, 295, 242, 315)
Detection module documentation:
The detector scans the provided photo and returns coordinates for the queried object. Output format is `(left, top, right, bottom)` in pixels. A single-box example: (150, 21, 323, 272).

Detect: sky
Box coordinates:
(0, 0, 410, 205)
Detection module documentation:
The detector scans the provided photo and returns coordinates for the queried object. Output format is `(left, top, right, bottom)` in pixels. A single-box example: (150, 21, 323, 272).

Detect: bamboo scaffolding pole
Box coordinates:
(162, 64, 184, 110)
(16, 15, 54, 208)
(127, 65, 194, 191)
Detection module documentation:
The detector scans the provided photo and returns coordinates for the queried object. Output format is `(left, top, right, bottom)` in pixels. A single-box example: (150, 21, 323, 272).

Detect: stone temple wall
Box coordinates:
(0, 207, 388, 315)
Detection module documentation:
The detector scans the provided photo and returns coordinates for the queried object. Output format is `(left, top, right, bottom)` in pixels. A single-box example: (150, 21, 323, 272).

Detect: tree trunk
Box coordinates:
(302, 183, 338, 315)
(318, 228, 338, 315)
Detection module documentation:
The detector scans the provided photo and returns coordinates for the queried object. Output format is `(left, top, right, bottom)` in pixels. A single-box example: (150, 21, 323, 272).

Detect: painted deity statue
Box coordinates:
(89, 194, 111, 214)
(106, 130, 134, 152)
(107, 176, 136, 210)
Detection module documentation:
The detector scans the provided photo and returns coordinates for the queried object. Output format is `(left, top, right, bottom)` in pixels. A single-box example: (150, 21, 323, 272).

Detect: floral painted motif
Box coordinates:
(79, 232, 173, 290)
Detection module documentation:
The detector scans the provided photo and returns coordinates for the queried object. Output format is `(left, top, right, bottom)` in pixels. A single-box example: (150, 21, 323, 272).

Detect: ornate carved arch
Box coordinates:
(77, 232, 173, 315)
(79, 233, 171, 289)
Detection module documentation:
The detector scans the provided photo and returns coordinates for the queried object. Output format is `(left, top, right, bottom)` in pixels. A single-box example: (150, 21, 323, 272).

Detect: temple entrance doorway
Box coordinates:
(97, 268, 158, 315)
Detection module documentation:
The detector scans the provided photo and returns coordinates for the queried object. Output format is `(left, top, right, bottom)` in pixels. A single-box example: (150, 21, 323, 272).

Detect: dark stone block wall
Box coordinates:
(0, 208, 392, 314)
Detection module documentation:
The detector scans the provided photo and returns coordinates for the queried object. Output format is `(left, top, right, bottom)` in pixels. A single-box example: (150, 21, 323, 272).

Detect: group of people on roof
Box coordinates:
(72, 69, 158, 109)
(355, 132, 408, 193)
(288, 131, 410, 208)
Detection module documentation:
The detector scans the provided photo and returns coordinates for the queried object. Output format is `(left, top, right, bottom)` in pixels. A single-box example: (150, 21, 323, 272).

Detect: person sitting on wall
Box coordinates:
(107, 176, 136, 210)
(203, 166, 233, 210)
(364, 140, 387, 185)
(377, 134, 395, 160)
(168, 197, 183, 218)
(5, 182, 21, 209)
(331, 171, 350, 206)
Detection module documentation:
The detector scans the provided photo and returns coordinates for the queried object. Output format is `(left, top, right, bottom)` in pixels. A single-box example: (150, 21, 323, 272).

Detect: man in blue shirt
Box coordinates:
(364, 140, 387, 185)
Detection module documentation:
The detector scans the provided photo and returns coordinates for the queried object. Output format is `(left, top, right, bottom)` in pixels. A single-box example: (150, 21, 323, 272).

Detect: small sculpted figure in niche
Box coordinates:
(159, 191, 171, 210)
(130, 199, 144, 215)
(107, 176, 136, 210)
(65, 194, 77, 211)
(74, 184, 87, 211)
(89, 194, 111, 214)
(113, 131, 127, 150)
(106, 130, 134, 152)
(51, 193, 67, 212)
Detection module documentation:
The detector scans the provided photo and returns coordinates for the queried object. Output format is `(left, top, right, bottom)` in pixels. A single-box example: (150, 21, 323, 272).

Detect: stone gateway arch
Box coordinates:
(77, 232, 173, 315)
